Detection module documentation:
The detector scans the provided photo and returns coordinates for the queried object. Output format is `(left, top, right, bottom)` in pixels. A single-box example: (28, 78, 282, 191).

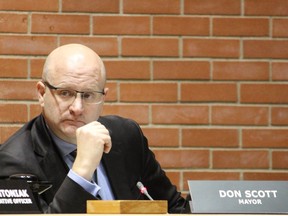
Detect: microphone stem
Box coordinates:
(144, 192, 154, 200)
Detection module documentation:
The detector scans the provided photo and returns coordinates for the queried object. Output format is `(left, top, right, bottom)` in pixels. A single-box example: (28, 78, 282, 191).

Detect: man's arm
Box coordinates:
(42, 176, 96, 213)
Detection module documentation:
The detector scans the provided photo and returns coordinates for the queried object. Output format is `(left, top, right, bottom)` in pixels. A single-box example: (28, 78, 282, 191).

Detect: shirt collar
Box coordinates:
(49, 130, 77, 157)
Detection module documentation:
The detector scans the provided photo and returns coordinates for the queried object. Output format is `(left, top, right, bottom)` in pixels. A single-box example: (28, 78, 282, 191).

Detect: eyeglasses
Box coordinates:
(42, 81, 105, 104)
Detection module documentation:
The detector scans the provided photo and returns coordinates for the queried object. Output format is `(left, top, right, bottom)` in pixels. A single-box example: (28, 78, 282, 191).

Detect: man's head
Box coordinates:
(36, 44, 108, 144)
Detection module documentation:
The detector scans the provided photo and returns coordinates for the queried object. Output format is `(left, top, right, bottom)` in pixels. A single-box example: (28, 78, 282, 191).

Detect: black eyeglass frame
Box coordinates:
(42, 80, 105, 104)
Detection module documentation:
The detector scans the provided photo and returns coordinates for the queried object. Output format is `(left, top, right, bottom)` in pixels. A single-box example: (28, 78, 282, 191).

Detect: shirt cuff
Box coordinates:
(68, 169, 101, 197)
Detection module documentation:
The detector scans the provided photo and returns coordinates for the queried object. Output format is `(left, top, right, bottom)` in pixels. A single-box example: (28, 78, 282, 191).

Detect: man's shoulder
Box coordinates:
(99, 115, 138, 127)
(99, 115, 143, 140)
(0, 115, 41, 149)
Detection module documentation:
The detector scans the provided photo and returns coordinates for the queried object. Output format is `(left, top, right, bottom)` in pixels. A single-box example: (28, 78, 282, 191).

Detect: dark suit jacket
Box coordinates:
(0, 115, 186, 213)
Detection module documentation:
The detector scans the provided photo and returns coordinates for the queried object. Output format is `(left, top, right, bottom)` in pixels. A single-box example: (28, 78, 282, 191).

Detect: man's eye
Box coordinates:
(83, 92, 95, 99)
(58, 90, 74, 97)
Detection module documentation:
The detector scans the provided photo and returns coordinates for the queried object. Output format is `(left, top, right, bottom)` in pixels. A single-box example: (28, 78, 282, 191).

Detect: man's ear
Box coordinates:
(36, 81, 46, 107)
(103, 87, 109, 102)
(97, 87, 109, 116)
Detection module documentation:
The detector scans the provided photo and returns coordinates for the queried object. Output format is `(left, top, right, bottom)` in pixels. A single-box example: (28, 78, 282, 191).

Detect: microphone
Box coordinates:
(9, 174, 52, 195)
(136, 181, 154, 200)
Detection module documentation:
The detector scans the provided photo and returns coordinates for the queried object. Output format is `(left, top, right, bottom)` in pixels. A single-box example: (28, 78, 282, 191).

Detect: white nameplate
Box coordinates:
(188, 180, 288, 213)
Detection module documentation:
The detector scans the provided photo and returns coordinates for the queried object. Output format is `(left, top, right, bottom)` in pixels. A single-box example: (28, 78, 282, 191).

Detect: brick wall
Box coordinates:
(0, 0, 288, 194)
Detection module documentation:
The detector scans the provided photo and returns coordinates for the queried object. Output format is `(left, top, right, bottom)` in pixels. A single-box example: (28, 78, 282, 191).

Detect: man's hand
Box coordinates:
(72, 121, 112, 181)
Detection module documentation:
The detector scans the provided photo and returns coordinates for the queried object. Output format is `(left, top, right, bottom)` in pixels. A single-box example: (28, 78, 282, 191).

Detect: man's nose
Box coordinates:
(69, 93, 84, 114)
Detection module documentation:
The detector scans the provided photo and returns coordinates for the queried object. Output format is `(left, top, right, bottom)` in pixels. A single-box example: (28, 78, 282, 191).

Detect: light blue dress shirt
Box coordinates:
(50, 131, 115, 200)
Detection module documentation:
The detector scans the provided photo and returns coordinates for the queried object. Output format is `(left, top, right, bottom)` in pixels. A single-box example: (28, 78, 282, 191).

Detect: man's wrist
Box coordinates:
(68, 169, 101, 197)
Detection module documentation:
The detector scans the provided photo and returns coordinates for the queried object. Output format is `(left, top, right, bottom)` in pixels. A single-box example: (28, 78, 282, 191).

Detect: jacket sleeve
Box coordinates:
(139, 134, 188, 213)
(42, 177, 97, 213)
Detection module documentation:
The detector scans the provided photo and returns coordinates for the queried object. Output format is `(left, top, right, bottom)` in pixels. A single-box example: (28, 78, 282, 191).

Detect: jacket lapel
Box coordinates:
(102, 141, 135, 200)
(31, 115, 68, 201)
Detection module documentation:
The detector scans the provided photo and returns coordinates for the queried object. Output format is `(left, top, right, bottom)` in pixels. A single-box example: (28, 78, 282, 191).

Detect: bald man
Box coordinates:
(0, 44, 187, 213)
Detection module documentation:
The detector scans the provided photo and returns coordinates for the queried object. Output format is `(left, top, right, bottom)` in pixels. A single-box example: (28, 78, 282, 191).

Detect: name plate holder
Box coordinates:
(87, 200, 167, 214)
(188, 180, 288, 214)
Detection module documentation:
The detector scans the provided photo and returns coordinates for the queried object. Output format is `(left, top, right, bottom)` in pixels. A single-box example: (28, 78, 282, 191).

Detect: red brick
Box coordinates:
(142, 128, 179, 147)
(60, 37, 118, 57)
(184, 171, 240, 181)
(181, 83, 237, 102)
(104, 60, 150, 80)
(244, 40, 288, 59)
(213, 61, 269, 81)
(272, 107, 288, 125)
(183, 172, 240, 190)
(123, 0, 180, 14)
(62, 0, 119, 13)
(0, 13, 28, 33)
(153, 60, 210, 80)
(153, 149, 209, 169)
(0, 80, 38, 100)
(272, 151, 288, 169)
(213, 150, 269, 169)
(0, 36, 57, 55)
(103, 82, 117, 102)
(120, 83, 177, 102)
(213, 18, 269, 36)
(0, 104, 28, 123)
(30, 104, 42, 120)
(184, 0, 240, 15)
(244, 172, 288, 180)
(0, 58, 27, 78)
(0, 126, 21, 144)
(212, 106, 269, 126)
(273, 19, 288, 38)
(153, 16, 209, 36)
(245, 0, 288, 16)
(93, 16, 150, 35)
(241, 84, 288, 104)
(31, 58, 45, 78)
(272, 62, 288, 81)
(182, 128, 238, 147)
(0, 0, 58, 11)
(243, 129, 288, 148)
(32, 14, 90, 34)
(122, 37, 179, 57)
(165, 172, 181, 190)
(102, 104, 149, 125)
(152, 105, 209, 125)
(183, 38, 240, 58)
